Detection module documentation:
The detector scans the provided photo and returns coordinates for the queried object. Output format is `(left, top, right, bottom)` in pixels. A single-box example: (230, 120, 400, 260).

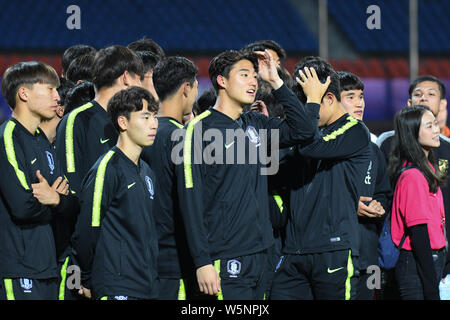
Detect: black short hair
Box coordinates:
(66, 53, 95, 83)
(256, 89, 285, 119)
(292, 56, 340, 104)
(1, 61, 60, 109)
(241, 39, 287, 60)
(208, 50, 259, 92)
(153, 56, 198, 102)
(408, 75, 446, 99)
(64, 81, 95, 115)
(336, 71, 364, 93)
(62, 44, 97, 76)
(196, 87, 217, 114)
(57, 77, 75, 107)
(92, 45, 144, 90)
(135, 50, 161, 76)
(258, 67, 293, 94)
(107, 86, 158, 132)
(127, 37, 165, 59)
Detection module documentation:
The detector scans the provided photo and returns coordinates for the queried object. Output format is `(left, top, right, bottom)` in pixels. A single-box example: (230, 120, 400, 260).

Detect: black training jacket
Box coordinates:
(55, 100, 118, 195)
(357, 142, 391, 268)
(283, 114, 371, 257)
(0, 118, 78, 279)
(141, 117, 195, 279)
(71, 146, 158, 300)
(176, 84, 319, 268)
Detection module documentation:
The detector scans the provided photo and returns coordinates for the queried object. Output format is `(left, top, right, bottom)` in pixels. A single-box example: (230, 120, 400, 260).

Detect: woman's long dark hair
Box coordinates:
(388, 105, 446, 193)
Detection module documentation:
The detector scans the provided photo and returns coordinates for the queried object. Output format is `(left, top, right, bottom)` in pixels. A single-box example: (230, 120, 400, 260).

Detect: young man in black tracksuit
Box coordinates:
(0, 62, 79, 300)
(337, 71, 392, 300)
(270, 57, 371, 300)
(72, 87, 159, 300)
(176, 50, 324, 299)
(140, 56, 200, 299)
(54, 45, 144, 299)
(55, 45, 144, 195)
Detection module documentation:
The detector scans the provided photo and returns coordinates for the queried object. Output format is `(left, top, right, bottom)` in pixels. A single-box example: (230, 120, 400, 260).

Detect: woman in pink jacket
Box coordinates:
(388, 105, 447, 300)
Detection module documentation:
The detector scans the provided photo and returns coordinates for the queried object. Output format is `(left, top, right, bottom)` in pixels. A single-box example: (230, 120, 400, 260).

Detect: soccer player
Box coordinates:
(337, 71, 391, 300)
(0, 61, 78, 300)
(177, 49, 321, 299)
(134, 50, 161, 103)
(39, 77, 74, 144)
(270, 57, 371, 300)
(140, 56, 199, 300)
(64, 81, 95, 115)
(55, 45, 143, 195)
(65, 52, 95, 84)
(127, 37, 165, 59)
(194, 87, 217, 116)
(54, 45, 143, 299)
(61, 44, 97, 78)
(242, 40, 287, 68)
(72, 86, 159, 300)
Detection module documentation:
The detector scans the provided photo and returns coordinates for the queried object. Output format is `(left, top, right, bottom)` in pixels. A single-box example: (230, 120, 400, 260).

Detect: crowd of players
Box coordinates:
(0, 38, 448, 300)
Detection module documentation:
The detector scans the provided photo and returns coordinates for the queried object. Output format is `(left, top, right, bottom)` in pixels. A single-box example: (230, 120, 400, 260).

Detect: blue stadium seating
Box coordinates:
(328, 0, 450, 53)
(0, 0, 317, 52)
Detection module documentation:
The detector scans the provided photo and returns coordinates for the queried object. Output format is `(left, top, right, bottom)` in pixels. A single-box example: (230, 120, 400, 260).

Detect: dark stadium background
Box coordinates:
(0, 0, 448, 135)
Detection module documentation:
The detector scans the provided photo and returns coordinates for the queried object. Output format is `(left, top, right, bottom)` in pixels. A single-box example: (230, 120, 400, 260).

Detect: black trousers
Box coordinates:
(270, 249, 359, 300)
(0, 277, 58, 300)
(57, 255, 89, 301)
(395, 249, 445, 300)
(214, 250, 270, 300)
(356, 269, 376, 300)
(157, 277, 216, 300)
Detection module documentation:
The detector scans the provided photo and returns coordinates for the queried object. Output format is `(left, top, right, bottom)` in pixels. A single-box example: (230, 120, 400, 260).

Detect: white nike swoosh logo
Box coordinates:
(100, 138, 110, 144)
(327, 267, 344, 274)
(225, 141, 235, 149)
(127, 182, 136, 189)
(31, 158, 37, 165)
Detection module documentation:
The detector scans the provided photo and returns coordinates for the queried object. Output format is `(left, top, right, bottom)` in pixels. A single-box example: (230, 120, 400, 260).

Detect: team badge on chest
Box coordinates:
(45, 151, 55, 174)
(145, 176, 154, 199)
(245, 126, 260, 147)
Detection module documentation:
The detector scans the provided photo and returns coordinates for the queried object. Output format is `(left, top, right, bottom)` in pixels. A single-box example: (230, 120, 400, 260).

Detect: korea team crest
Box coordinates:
(20, 278, 33, 293)
(45, 151, 55, 174)
(246, 126, 261, 147)
(145, 176, 154, 199)
(227, 259, 241, 278)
